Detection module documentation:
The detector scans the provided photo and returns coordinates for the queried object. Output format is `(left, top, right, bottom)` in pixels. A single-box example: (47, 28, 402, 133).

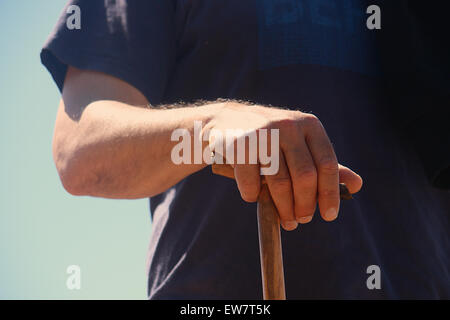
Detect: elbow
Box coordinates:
(55, 155, 90, 197)
(53, 142, 95, 197)
(58, 168, 88, 197)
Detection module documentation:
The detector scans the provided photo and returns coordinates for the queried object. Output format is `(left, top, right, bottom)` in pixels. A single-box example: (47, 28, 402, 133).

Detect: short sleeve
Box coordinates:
(40, 0, 176, 105)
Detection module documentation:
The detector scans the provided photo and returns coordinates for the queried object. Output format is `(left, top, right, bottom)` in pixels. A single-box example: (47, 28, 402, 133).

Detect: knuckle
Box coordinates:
(270, 176, 292, 191)
(294, 187, 317, 202)
(319, 187, 340, 198)
(293, 165, 317, 182)
(318, 157, 338, 174)
(302, 113, 320, 127)
(276, 118, 298, 134)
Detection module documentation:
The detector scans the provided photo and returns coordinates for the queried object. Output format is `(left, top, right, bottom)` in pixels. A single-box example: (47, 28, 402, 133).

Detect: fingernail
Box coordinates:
(282, 221, 298, 230)
(297, 215, 313, 224)
(325, 208, 338, 221)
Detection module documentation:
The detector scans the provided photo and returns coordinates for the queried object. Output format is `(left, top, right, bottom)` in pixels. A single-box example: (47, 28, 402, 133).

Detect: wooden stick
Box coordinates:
(212, 164, 286, 300)
(257, 183, 286, 299)
(211, 164, 352, 300)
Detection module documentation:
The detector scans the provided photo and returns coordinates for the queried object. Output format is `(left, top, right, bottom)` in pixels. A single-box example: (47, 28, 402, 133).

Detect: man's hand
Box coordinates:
(204, 103, 363, 231)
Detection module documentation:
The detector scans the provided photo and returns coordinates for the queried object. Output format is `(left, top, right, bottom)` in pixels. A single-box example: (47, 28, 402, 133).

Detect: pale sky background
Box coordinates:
(0, 1, 151, 299)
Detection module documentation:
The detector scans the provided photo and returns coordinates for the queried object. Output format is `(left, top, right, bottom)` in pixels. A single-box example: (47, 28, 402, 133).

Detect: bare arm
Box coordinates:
(54, 66, 220, 198)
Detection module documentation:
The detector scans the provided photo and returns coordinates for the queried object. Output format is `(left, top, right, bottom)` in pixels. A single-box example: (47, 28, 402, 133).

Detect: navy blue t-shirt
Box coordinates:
(41, 0, 450, 299)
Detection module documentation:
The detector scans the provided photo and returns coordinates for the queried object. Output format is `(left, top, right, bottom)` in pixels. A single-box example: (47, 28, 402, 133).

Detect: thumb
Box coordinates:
(338, 164, 363, 195)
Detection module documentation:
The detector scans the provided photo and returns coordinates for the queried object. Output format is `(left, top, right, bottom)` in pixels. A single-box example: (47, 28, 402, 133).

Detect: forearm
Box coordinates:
(54, 99, 222, 198)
